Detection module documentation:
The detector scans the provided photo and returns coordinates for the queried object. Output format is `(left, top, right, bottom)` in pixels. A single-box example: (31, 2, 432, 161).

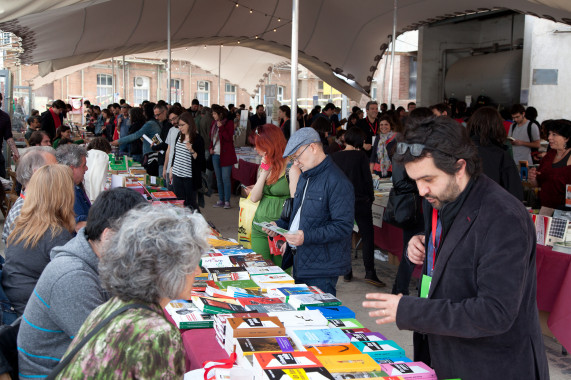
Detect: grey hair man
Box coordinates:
(356, 100, 379, 154)
(1, 147, 57, 243)
(56, 144, 90, 229)
(263, 128, 354, 296)
(17, 188, 147, 379)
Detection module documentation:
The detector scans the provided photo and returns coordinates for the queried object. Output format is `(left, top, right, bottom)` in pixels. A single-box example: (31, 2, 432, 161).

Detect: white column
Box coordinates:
(290, 0, 299, 135)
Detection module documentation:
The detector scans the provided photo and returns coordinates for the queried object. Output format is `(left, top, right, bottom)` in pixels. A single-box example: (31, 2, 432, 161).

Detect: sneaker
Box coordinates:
(343, 270, 353, 282)
(213, 200, 224, 208)
(223, 201, 231, 209)
(364, 271, 386, 287)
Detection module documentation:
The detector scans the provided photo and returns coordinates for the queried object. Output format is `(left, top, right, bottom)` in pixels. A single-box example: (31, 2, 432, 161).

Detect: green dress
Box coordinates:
(251, 174, 290, 266)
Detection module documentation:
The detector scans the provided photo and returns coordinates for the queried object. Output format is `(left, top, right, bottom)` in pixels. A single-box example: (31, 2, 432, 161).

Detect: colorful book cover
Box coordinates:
(150, 191, 177, 200)
(268, 309, 329, 328)
(318, 354, 381, 373)
(353, 341, 406, 361)
(342, 328, 371, 334)
(292, 328, 350, 347)
(236, 336, 296, 355)
(200, 256, 235, 269)
(227, 316, 286, 338)
(246, 266, 286, 276)
(327, 319, 364, 329)
(305, 344, 362, 356)
(329, 371, 391, 379)
(215, 279, 260, 291)
(164, 300, 214, 329)
(226, 286, 265, 298)
(254, 351, 322, 371)
(306, 306, 355, 320)
(192, 296, 247, 314)
(377, 357, 412, 363)
(261, 367, 334, 380)
(247, 303, 298, 313)
(252, 273, 295, 284)
(237, 297, 284, 307)
(380, 362, 437, 379)
(345, 332, 387, 343)
(206, 266, 247, 274)
(288, 293, 342, 310)
(214, 272, 251, 282)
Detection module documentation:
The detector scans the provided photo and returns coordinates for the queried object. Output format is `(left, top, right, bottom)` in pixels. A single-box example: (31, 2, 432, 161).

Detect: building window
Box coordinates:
(133, 76, 150, 106)
(371, 82, 378, 100)
(318, 81, 323, 91)
(409, 56, 417, 100)
(170, 79, 182, 103)
(197, 81, 210, 107)
(277, 86, 285, 102)
(96, 74, 113, 105)
(224, 83, 236, 106)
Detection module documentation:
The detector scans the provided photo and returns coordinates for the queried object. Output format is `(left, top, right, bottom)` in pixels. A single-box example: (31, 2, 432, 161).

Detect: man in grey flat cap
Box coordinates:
(263, 128, 354, 296)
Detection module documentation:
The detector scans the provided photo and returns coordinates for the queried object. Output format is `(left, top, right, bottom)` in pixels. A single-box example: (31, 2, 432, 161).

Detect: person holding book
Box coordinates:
(169, 112, 206, 211)
(52, 205, 209, 379)
(247, 124, 293, 267)
(16, 188, 146, 379)
(528, 119, 571, 209)
(263, 128, 354, 296)
(363, 117, 548, 380)
(111, 103, 161, 176)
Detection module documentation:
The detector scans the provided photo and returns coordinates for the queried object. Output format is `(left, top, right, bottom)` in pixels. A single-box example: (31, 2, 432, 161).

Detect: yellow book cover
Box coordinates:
(318, 354, 381, 373)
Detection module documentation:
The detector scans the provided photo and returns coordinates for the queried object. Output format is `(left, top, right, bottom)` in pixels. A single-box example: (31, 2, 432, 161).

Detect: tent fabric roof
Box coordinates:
(30, 46, 290, 95)
(2, 0, 571, 99)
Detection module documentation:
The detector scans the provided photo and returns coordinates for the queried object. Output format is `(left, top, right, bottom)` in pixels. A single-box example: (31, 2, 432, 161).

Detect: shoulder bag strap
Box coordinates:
(46, 303, 154, 380)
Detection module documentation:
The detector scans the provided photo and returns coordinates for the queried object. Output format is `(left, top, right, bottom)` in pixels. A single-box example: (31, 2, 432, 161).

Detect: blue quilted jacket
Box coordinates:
(276, 156, 354, 278)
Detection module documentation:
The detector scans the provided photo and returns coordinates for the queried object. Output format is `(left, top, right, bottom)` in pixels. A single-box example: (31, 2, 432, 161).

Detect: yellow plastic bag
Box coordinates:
(238, 195, 259, 248)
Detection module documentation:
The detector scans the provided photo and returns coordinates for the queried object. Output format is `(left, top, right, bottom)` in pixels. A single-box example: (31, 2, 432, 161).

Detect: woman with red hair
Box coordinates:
(247, 124, 292, 265)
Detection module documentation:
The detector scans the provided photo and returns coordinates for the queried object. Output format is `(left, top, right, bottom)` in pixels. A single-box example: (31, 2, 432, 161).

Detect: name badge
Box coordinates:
(420, 274, 432, 298)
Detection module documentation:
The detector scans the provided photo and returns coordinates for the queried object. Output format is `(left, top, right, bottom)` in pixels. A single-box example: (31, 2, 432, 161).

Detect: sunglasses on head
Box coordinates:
(396, 142, 458, 160)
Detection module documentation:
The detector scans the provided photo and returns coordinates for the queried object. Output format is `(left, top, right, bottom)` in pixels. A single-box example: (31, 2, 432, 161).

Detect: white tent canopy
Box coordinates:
(2, 0, 571, 99)
(30, 46, 289, 96)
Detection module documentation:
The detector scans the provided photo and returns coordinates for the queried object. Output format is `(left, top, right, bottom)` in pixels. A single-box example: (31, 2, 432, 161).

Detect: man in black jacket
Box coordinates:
(40, 99, 66, 141)
(363, 117, 548, 380)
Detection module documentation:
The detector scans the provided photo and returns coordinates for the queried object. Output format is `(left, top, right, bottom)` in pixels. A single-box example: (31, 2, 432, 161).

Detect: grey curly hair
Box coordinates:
(99, 204, 210, 304)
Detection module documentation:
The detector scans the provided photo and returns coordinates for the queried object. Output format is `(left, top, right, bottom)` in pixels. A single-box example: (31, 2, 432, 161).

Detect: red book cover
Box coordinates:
(151, 191, 177, 200)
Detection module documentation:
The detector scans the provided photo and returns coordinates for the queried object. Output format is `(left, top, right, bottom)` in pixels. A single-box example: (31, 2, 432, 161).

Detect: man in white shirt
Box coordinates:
(509, 104, 540, 166)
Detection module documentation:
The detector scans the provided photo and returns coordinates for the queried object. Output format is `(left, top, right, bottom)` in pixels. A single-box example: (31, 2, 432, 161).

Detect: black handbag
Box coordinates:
(383, 188, 418, 228)
(280, 198, 294, 222)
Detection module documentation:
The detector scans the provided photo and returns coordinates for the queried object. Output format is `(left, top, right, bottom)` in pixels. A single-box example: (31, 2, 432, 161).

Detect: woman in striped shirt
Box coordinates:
(169, 112, 205, 211)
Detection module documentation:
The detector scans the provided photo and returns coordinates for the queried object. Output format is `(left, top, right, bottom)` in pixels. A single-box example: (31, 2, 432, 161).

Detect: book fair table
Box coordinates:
(535, 244, 571, 352)
(231, 159, 260, 187)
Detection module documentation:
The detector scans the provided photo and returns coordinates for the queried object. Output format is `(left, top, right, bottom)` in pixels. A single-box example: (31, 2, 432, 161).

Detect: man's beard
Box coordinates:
(426, 176, 462, 210)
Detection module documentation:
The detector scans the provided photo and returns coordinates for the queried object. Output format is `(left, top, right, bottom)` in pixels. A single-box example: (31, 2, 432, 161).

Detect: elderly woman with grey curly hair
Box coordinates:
(51, 205, 210, 380)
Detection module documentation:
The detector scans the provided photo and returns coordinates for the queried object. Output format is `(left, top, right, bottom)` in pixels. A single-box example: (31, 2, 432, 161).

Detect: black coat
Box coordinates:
(396, 175, 549, 380)
(472, 136, 524, 201)
(40, 110, 57, 141)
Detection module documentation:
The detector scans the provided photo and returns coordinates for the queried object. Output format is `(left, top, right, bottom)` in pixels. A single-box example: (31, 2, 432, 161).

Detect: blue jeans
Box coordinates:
(212, 154, 232, 202)
(294, 276, 339, 296)
(0, 270, 17, 325)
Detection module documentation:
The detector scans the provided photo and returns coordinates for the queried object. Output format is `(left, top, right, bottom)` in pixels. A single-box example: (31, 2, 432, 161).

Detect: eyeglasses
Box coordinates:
(396, 142, 426, 156)
(397, 142, 457, 160)
(289, 144, 311, 163)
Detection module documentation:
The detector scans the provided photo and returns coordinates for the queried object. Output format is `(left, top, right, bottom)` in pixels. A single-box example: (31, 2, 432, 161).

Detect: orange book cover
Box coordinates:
(306, 344, 361, 356)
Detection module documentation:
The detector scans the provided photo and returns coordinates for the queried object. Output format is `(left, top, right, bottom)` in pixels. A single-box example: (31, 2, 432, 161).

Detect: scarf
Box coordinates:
(375, 131, 395, 176)
(50, 108, 62, 129)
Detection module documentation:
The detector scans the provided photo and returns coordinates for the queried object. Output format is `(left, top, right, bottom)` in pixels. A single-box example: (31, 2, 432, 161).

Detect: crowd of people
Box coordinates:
(0, 90, 566, 379)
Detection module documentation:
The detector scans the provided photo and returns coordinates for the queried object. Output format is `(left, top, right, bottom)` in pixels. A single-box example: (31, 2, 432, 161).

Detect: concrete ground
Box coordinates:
(201, 192, 571, 379)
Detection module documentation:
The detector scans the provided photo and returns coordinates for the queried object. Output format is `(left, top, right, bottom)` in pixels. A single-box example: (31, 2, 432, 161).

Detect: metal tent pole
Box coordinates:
(290, 0, 299, 135)
(167, 0, 171, 104)
(387, 0, 397, 108)
(111, 57, 115, 102)
(218, 45, 222, 105)
(123, 55, 126, 100)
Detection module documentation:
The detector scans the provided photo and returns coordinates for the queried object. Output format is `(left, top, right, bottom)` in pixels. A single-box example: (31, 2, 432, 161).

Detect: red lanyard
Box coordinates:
(280, 119, 285, 128)
(385, 134, 396, 145)
(431, 209, 440, 273)
(367, 119, 378, 135)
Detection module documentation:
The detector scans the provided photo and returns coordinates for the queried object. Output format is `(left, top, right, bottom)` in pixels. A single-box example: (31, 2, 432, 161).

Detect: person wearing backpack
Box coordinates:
(509, 104, 540, 167)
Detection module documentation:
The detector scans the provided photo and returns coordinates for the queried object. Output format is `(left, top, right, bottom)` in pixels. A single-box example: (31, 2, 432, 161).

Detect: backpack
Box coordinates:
(510, 121, 539, 154)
